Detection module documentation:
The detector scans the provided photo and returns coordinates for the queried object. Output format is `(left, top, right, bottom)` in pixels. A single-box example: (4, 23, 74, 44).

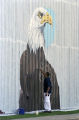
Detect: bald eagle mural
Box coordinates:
(1, 0, 79, 113)
(20, 8, 60, 111)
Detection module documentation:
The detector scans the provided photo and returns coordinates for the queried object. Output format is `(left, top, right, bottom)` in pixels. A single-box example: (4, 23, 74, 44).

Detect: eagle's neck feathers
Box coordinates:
(28, 26, 45, 51)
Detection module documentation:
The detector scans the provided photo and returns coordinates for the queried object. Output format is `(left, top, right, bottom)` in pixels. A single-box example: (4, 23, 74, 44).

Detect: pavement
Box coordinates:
(14, 113, 79, 120)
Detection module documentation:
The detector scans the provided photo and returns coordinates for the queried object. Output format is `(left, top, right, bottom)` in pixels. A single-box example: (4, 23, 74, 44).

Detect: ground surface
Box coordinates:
(1, 110, 79, 120)
(13, 113, 79, 120)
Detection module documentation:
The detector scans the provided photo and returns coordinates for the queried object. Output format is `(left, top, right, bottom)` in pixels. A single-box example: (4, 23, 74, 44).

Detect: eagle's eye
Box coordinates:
(38, 11, 43, 19)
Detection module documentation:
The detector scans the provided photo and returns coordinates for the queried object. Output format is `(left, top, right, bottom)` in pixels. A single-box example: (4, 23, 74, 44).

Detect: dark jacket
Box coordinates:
(44, 77, 52, 93)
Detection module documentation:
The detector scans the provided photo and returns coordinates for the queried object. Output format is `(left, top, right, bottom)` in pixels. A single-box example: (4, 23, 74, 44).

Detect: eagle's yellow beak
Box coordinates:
(41, 12, 53, 25)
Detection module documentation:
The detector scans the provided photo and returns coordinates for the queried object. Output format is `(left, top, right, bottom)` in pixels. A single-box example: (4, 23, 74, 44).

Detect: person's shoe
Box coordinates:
(47, 110, 52, 113)
(44, 110, 52, 113)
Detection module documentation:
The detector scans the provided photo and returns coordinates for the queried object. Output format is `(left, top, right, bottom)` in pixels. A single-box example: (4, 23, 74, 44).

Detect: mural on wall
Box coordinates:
(0, 0, 79, 113)
(20, 8, 60, 111)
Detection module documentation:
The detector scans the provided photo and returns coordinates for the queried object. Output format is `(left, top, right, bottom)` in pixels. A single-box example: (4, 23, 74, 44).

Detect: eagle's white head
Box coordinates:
(28, 7, 53, 51)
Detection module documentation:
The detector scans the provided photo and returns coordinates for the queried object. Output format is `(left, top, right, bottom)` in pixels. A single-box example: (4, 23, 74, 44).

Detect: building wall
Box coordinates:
(0, 0, 79, 113)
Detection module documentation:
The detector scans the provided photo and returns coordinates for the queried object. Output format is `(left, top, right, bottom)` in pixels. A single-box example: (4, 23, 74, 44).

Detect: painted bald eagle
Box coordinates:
(20, 7, 60, 111)
(28, 7, 52, 51)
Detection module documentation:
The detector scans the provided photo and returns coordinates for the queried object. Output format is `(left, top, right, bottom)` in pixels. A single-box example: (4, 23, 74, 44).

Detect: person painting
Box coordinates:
(40, 69, 52, 112)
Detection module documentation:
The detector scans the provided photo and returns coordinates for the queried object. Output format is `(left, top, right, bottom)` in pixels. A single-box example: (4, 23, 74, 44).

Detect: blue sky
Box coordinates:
(44, 8, 56, 48)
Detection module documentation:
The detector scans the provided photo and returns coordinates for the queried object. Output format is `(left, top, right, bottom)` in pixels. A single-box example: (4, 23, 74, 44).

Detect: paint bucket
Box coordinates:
(18, 108, 24, 115)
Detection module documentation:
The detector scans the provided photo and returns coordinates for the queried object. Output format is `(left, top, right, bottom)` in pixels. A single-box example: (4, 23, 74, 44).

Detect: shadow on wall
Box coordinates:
(19, 45, 60, 112)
